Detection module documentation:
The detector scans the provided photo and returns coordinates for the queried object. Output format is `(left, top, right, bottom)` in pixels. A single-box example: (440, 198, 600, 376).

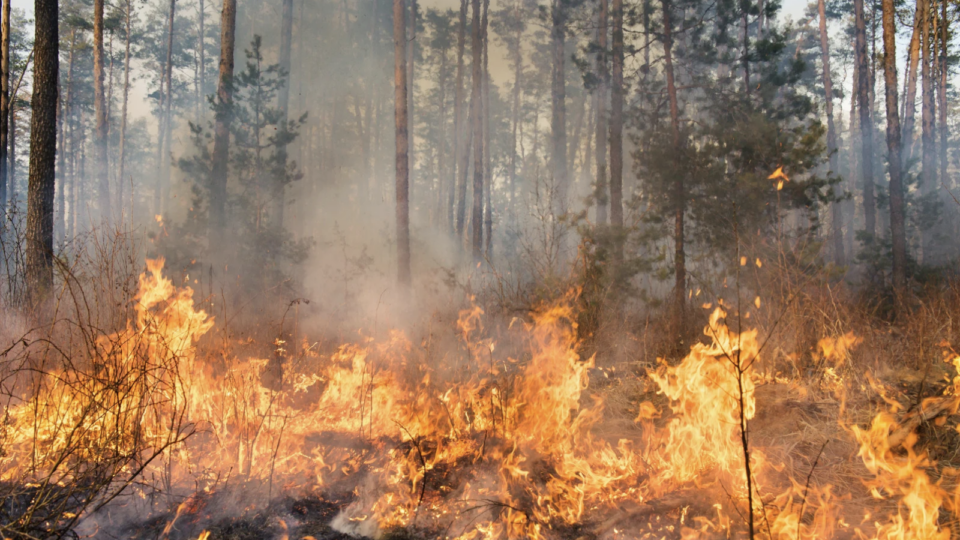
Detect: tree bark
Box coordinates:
(881, 0, 906, 289)
(161, 0, 176, 215)
(662, 0, 684, 341)
(854, 0, 876, 241)
(508, 0, 522, 221)
(210, 0, 236, 239)
(276, 0, 294, 233)
(197, 0, 204, 121)
(94, 0, 111, 225)
(550, 0, 568, 211)
(609, 0, 623, 230)
(26, 0, 58, 302)
(818, 0, 843, 265)
(920, 0, 936, 261)
(482, 0, 491, 258)
(394, 0, 411, 284)
(56, 30, 76, 242)
(938, 0, 947, 192)
(0, 0, 10, 218)
(117, 0, 132, 215)
(595, 0, 608, 224)
(447, 0, 467, 234)
(469, 0, 483, 260)
(8, 92, 14, 207)
(433, 49, 448, 227)
(454, 0, 470, 237)
(406, 0, 417, 204)
(903, 0, 921, 163)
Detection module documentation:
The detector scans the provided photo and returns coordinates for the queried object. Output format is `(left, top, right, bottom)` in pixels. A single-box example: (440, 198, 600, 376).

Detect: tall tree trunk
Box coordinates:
(275, 0, 294, 233)
(903, 0, 922, 163)
(8, 93, 14, 207)
(854, 0, 876, 241)
(451, 0, 468, 232)
(662, 0, 684, 343)
(595, 0, 608, 224)
(482, 0, 491, 258)
(550, 0, 567, 211)
(818, 0, 844, 265)
(161, 0, 176, 215)
(508, 0, 522, 222)
(210, 0, 237, 239)
(454, 0, 471, 236)
(57, 30, 76, 242)
(26, 0, 58, 302)
(0, 0, 10, 218)
(117, 0, 132, 216)
(881, 0, 906, 289)
(469, 0, 483, 259)
(609, 0, 623, 230)
(921, 0, 936, 261)
(94, 0, 111, 224)
(394, 0, 411, 284)
(938, 0, 947, 190)
(406, 0, 417, 204)
(433, 50, 448, 227)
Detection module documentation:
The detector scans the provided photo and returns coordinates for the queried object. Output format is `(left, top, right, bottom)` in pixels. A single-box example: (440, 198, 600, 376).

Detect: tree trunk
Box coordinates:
(854, 0, 876, 241)
(482, 0, 491, 258)
(94, 0, 111, 225)
(0, 0, 10, 218)
(550, 0, 567, 211)
(920, 0, 936, 261)
(881, 0, 906, 290)
(595, 0, 608, 224)
(433, 50, 448, 227)
(117, 0, 132, 216)
(818, 0, 844, 265)
(26, 0, 58, 302)
(8, 92, 14, 207)
(662, 0, 684, 343)
(57, 30, 76, 242)
(508, 0, 522, 222)
(903, 0, 921, 163)
(406, 0, 417, 204)
(609, 0, 623, 230)
(394, 0, 411, 284)
(454, 0, 471, 237)
(451, 0, 468, 232)
(210, 0, 236, 239)
(275, 0, 294, 233)
(161, 0, 176, 215)
(469, 0, 483, 260)
(938, 0, 947, 191)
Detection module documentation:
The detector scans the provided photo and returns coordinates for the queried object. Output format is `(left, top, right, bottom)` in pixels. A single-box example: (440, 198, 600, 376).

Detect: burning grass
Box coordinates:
(3, 258, 960, 539)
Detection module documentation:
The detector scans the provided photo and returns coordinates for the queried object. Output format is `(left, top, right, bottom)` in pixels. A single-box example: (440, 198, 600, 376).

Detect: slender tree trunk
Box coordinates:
(469, 0, 483, 259)
(275, 0, 294, 233)
(609, 0, 623, 230)
(662, 0, 685, 343)
(57, 31, 76, 242)
(94, 0, 112, 224)
(117, 0, 132, 216)
(921, 0, 936, 261)
(161, 0, 176, 215)
(433, 51, 448, 227)
(903, 0, 921, 163)
(8, 93, 14, 207)
(0, 0, 10, 218)
(854, 0, 876, 241)
(482, 0, 492, 258)
(938, 0, 947, 189)
(818, 0, 844, 265)
(210, 0, 237, 239)
(508, 0, 522, 221)
(406, 0, 417, 205)
(881, 0, 906, 289)
(394, 0, 411, 284)
(550, 0, 568, 211)
(26, 0, 58, 301)
(595, 0, 608, 224)
(454, 0, 470, 236)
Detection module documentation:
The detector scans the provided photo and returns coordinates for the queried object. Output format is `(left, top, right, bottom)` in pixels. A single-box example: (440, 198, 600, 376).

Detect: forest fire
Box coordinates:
(3, 259, 960, 540)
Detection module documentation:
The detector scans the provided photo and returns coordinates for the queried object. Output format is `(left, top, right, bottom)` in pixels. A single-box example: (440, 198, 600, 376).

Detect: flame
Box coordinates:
(4, 260, 960, 539)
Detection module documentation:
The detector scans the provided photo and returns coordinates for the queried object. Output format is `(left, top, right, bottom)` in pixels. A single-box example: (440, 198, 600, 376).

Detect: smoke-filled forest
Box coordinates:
(4, 0, 960, 536)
